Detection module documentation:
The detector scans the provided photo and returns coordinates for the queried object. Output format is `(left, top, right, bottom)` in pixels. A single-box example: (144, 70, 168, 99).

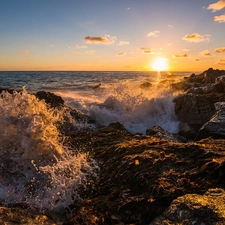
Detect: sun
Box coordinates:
(151, 58, 168, 71)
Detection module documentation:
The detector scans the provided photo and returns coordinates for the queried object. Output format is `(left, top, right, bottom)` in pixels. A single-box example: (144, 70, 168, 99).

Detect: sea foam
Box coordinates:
(62, 82, 180, 135)
(0, 88, 99, 215)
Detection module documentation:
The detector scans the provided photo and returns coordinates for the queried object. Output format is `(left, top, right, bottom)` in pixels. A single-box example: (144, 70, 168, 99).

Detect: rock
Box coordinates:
(0, 206, 60, 225)
(216, 75, 225, 90)
(146, 125, 187, 142)
(140, 82, 152, 89)
(174, 94, 217, 126)
(151, 188, 225, 225)
(35, 91, 64, 108)
(178, 122, 197, 140)
(66, 130, 225, 225)
(197, 102, 225, 140)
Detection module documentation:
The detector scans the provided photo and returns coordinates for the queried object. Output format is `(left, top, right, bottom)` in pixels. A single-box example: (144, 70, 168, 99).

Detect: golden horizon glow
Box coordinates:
(151, 58, 169, 71)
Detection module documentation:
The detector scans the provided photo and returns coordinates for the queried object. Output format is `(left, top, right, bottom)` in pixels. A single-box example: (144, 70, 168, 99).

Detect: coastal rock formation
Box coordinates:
(64, 125, 225, 225)
(197, 102, 225, 139)
(151, 188, 225, 225)
(35, 91, 64, 108)
(173, 68, 225, 139)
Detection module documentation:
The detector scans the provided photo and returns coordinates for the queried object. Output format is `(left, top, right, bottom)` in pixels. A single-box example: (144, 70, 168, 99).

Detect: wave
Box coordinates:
(0, 88, 99, 216)
(60, 82, 180, 134)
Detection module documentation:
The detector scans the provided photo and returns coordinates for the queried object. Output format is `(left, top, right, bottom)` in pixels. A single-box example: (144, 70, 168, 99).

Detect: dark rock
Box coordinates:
(178, 122, 198, 140)
(0, 206, 60, 224)
(174, 94, 217, 126)
(146, 125, 187, 142)
(197, 102, 225, 140)
(151, 188, 225, 225)
(66, 128, 225, 225)
(35, 91, 64, 108)
(140, 82, 152, 89)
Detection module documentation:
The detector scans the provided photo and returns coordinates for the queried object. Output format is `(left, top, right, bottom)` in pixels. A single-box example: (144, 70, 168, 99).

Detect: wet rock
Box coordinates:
(197, 102, 225, 140)
(66, 131, 225, 225)
(146, 125, 187, 142)
(140, 82, 152, 89)
(178, 122, 197, 140)
(0, 206, 60, 225)
(35, 91, 64, 108)
(151, 188, 225, 225)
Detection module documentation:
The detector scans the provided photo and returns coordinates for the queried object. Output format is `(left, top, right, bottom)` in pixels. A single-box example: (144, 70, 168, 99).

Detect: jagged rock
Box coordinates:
(35, 91, 64, 108)
(151, 188, 225, 225)
(174, 94, 217, 126)
(146, 125, 187, 142)
(65, 129, 225, 225)
(197, 102, 225, 140)
(0, 206, 60, 225)
(178, 122, 197, 140)
(140, 82, 152, 89)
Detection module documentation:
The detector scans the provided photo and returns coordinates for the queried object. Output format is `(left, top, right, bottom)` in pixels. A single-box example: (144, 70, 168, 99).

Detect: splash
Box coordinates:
(88, 83, 180, 134)
(0, 88, 98, 215)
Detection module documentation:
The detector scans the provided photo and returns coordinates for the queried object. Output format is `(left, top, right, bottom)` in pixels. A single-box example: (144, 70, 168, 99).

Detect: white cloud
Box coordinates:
(117, 40, 129, 45)
(147, 30, 160, 37)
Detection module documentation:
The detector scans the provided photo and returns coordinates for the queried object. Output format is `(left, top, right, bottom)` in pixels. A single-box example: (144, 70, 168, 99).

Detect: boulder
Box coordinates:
(146, 125, 187, 142)
(35, 91, 64, 108)
(197, 102, 225, 140)
(0, 206, 60, 225)
(151, 188, 225, 225)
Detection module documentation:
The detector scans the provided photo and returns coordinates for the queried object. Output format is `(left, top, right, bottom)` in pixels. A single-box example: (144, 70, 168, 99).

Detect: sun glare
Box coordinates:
(151, 58, 168, 71)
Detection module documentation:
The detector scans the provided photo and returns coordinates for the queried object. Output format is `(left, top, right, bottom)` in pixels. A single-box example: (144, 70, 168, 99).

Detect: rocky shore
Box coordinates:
(1, 68, 225, 224)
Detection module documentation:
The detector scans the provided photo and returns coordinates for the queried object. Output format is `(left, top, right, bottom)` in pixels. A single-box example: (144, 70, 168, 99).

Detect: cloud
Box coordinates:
(173, 54, 188, 58)
(182, 33, 210, 42)
(147, 30, 160, 37)
(84, 35, 116, 44)
(183, 49, 190, 52)
(201, 50, 213, 56)
(126, 7, 130, 10)
(118, 52, 125, 56)
(213, 14, 225, 22)
(207, 0, 225, 12)
(215, 47, 225, 53)
(168, 24, 173, 28)
(117, 40, 129, 45)
(219, 57, 225, 65)
(139, 47, 154, 54)
(76, 45, 88, 49)
(195, 58, 200, 61)
(72, 51, 79, 54)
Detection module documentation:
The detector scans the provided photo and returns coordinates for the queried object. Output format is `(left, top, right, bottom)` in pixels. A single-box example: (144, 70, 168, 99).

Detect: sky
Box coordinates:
(0, 0, 225, 71)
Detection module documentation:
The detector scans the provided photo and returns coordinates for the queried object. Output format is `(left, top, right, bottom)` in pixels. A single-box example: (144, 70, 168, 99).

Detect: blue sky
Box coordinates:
(0, 0, 225, 71)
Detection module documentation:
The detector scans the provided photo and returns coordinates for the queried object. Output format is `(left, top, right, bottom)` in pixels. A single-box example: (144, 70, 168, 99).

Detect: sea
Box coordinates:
(0, 70, 194, 217)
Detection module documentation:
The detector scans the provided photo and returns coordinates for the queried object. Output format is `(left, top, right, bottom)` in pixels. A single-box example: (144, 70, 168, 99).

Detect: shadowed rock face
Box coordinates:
(151, 188, 225, 225)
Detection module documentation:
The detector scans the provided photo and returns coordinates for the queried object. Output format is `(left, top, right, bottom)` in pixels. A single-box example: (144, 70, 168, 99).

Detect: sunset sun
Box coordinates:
(151, 58, 168, 71)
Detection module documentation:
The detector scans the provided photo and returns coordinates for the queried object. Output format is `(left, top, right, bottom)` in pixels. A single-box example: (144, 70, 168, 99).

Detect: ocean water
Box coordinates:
(0, 70, 192, 216)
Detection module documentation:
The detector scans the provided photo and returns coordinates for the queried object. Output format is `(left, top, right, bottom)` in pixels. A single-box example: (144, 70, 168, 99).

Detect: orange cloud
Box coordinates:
(213, 14, 225, 22)
(214, 47, 225, 53)
(208, 0, 225, 12)
(147, 30, 160, 37)
(139, 47, 154, 54)
(195, 58, 200, 61)
(182, 32, 209, 42)
(173, 54, 188, 58)
(201, 50, 212, 56)
(219, 57, 225, 65)
(118, 52, 125, 56)
(84, 35, 116, 44)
